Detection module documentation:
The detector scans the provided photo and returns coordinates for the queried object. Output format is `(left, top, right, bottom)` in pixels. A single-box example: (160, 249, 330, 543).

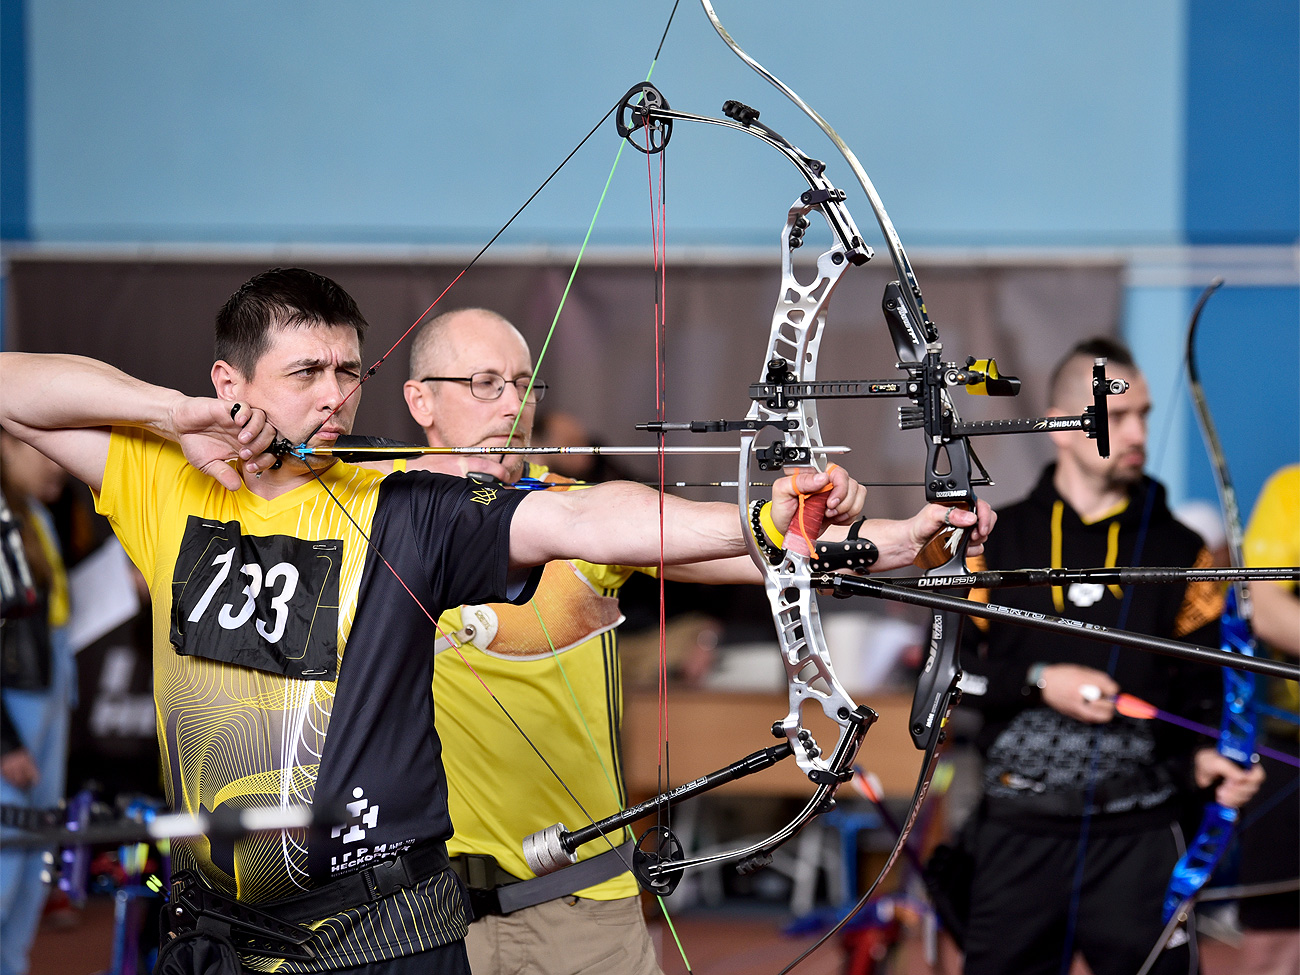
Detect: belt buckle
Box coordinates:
(464, 884, 503, 921)
(457, 853, 503, 891)
(368, 853, 416, 899)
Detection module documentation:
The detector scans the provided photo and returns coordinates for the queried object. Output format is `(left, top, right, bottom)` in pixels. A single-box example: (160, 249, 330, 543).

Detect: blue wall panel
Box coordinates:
(1, 0, 29, 240)
(1185, 0, 1299, 245)
(1181, 286, 1300, 516)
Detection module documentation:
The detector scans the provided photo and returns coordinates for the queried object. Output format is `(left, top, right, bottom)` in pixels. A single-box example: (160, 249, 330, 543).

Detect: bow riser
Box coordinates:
(1218, 595, 1259, 767)
(1163, 803, 1239, 921)
(739, 198, 865, 779)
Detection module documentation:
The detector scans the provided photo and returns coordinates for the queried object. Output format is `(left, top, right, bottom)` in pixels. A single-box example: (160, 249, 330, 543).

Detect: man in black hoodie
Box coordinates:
(958, 337, 1263, 975)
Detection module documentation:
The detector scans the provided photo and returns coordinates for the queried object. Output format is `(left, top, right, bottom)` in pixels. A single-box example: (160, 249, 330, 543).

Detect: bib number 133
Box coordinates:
(170, 516, 341, 680)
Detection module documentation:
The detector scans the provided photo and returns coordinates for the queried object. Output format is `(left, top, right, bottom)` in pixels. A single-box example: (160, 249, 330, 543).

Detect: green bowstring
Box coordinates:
(498, 3, 692, 967)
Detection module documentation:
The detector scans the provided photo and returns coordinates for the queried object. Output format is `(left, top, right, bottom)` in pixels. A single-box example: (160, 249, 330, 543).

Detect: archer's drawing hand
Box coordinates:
(1194, 749, 1265, 808)
(166, 398, 280, 489)
(1041, 664, 1118, 723)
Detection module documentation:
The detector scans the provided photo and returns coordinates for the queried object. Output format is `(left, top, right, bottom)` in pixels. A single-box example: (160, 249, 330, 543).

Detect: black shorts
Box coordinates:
(964, 817, 1195, 975)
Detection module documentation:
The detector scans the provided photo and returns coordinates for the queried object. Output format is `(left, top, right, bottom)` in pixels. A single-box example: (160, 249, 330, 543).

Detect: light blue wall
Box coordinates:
(21, 0, 1186, 246)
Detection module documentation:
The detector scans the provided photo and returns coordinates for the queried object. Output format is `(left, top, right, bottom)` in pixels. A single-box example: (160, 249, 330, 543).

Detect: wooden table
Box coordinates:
(621, 689, 925, 800)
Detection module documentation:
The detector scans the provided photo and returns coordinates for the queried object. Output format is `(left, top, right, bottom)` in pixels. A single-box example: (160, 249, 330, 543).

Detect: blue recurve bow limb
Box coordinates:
(1160, 278, 1260, 924)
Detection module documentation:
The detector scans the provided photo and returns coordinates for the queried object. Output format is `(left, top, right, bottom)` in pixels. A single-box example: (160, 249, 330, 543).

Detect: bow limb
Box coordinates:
(700, 0, 934, 343)
(1157, 279, 1261, 928)
(693, 6, 965, 969)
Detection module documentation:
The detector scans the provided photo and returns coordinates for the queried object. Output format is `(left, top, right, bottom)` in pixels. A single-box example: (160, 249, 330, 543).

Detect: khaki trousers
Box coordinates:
(465, 894, 663, 975)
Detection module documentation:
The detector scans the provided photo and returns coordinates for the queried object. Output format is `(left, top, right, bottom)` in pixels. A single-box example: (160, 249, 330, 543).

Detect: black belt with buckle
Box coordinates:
(451, 840, 635, 919)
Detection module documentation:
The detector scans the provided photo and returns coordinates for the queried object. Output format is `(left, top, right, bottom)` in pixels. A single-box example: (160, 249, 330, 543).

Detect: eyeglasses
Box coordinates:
(420, 372, 548, 403)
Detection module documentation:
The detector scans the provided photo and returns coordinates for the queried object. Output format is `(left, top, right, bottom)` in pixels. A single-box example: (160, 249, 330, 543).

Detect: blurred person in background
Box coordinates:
(1237, 464, 1300, 975)
(957, 337, 1263, 975)
(0, 433, 73, 975)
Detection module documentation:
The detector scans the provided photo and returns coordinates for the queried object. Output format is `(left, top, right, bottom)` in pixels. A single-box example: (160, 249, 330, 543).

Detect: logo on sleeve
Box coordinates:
(328, 785, 416, 876)
(470, 486, 499, 506)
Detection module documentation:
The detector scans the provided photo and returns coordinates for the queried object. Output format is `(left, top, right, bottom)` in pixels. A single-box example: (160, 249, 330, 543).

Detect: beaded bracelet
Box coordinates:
(749, 500, 786, 565)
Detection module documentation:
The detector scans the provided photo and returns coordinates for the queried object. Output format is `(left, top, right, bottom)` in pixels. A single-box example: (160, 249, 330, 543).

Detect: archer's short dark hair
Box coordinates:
(1048, 336, 1135, 407)
(215, 268, 369, 377)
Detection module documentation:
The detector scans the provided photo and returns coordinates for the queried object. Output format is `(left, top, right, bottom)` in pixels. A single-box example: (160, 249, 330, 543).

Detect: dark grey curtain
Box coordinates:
(5, 256, 1120, 517)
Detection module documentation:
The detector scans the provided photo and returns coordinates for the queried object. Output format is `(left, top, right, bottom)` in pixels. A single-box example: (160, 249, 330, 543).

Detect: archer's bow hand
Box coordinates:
(770, 466, 864, 556)
(1194, 749, 1265, 808)
(910, 500, 997, 562)
(168, 397, 280, 489)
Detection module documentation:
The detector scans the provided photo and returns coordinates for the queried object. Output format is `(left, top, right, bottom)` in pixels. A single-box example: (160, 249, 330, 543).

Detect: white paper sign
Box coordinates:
(67, 537, 141, 653)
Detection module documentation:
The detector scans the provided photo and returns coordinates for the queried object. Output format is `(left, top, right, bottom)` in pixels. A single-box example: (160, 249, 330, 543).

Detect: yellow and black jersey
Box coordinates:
(95, 429, 538, 970)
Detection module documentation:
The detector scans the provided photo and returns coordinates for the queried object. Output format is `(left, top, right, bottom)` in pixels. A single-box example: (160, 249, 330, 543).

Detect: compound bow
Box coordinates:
(519, 3, 1127, 954)
(510, 13, 1300, 973)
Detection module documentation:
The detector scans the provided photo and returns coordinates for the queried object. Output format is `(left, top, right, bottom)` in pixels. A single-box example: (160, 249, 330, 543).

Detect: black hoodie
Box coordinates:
(959, 466, 1223, 833)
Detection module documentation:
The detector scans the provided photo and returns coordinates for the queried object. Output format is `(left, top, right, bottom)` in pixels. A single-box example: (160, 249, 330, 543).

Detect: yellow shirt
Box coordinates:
(96, 429, 533, 970)
(1243, 464, 1300, 729)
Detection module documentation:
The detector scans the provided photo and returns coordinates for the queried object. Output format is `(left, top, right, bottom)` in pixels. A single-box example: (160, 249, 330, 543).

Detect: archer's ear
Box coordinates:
(211, 360, 242, 402)
(403, 379, 435, 429)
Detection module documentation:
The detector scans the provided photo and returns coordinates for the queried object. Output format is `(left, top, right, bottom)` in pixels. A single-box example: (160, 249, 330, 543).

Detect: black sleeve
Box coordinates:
(1153, 589, 1225, 795)
(381, 472, 542, 612)
(960, 616, 1042, 713)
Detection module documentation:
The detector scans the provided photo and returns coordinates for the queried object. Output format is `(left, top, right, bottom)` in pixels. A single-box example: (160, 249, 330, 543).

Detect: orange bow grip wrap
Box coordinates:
(786, 465, 837, 558)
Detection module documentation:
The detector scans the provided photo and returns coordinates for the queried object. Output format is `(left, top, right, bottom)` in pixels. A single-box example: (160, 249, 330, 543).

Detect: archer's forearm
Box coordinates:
(510, 481, 747, 569)
(854, 518, 928, 572)
(0, 353, 185, 435)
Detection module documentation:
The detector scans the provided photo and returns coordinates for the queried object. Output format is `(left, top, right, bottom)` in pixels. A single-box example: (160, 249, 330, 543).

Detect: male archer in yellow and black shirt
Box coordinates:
(0, 268, 996, 975)
(364, 306, 997, 975)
